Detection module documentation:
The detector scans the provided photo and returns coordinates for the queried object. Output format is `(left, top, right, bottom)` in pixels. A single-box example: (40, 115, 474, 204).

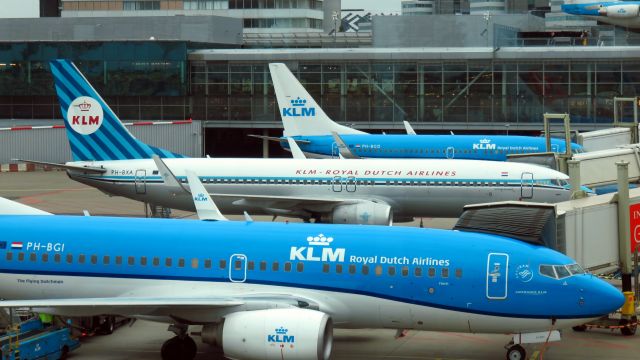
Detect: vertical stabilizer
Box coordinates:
(269, 63, 366, 137)
(50, 59, 185, 161)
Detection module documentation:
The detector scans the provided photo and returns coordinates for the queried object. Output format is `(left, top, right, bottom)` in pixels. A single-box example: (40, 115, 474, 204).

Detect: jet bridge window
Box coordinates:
(41, 253, 48, 263)
(5, 252, 11, 261)
(140, 257, 148, 266)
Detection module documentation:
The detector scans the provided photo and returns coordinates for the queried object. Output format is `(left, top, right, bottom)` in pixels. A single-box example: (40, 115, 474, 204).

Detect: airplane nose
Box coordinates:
(589, 278, 625, 315)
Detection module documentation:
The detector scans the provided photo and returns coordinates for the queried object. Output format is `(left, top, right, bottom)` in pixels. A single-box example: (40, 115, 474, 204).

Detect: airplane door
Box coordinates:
(486, 253, 509, 300)
(345, 176, 356, 192)
(332, 176, 343, 192)
(520, 172, 534, 199)
(551, 143, 560, 153)
(331, 142, 339, 158)
(229, 254, 247, 283)
(135, 170, 146, 194)
(446, 146, 455, 159)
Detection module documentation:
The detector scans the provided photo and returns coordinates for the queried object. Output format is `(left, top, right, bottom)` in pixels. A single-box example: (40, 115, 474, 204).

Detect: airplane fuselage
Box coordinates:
(0, 216, 622, 333)
(283, 135, 581, 161)
(66, 158, 572, 219)
(562, 1, 640, 28)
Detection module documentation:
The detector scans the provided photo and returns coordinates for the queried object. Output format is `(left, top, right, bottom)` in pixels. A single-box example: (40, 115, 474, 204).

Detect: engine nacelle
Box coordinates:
(599, 4, 639, 18)
(201, 308, 333, 360)
(323, 201, 393, 225)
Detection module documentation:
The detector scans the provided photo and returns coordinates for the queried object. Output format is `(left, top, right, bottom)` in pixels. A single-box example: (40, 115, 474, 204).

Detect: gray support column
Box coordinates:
(263, 128, 269, 159)
(567, 160, 582, 199)
(617, 160, 632, 292)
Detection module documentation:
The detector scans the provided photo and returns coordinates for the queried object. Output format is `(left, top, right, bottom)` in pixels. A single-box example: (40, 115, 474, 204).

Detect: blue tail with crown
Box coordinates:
(50, 59, 186, 161)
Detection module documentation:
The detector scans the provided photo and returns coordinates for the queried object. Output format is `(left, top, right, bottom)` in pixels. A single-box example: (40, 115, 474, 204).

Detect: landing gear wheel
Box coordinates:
(506, 344, 526, 360)
(572, 324, 587, 332)
(620, 316, 638, 336)
(161, 336, 197, 360)
(102, 316, 115, 335)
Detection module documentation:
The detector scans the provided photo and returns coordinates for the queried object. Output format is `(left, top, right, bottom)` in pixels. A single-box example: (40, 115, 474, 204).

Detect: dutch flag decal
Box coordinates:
(11, 242, 23, 250)
(501, 172, 509, 177)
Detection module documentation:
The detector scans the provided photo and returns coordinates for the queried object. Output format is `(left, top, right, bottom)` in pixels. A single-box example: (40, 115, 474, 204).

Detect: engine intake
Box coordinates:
(322, 201, 393, 226)
(201, 308, 333, 360)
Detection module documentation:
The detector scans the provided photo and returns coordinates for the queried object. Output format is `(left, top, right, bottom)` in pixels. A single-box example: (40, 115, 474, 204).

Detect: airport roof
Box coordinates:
(189, 46, 640, 61)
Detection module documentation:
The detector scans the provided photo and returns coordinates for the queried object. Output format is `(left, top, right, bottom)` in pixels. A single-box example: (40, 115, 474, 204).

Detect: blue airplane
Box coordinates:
(562, 1, 640, 28)
(0, 197, 624, 360)
(266, 63, 584, 160)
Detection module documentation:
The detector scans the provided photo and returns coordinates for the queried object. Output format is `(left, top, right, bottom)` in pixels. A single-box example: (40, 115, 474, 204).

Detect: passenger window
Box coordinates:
(388, 266, 396, 276)
(248, 261, 255, 271)
(42, 253, 48, 263)
(296, 262, 304, 272)
(128, 256, 135, 266)
(455, 268, 462, 278)
(165, 258, 172, 267)
(323, 263, 330, 273)
(336, 264, 343, 274)
(272, 262, 279, 271)
(191, 258, 198, 269)
(5, 252, 12, 261)
(401, 266, 409, 276)
(284, 262, 292, 272)
(152, 257, 160, 266)
(204, 259, 212, 269)
(428, 267, 435, 277)
(260, 261, 267, 271)
(103, 255, 110, 265)
(375, 265, 383, 276)
(178, 258, 185, 268)
(115, 256, 122, 265)
(90, 255, 97, 265)
(78, 254, 85, 264)
(414, 267, 422, 277)
(65, 254, 72, 264)
(141, 257, 148, 266)
(539, 265, 556, 279)
(362, 265, 369, 275)
(442, 268, 449, 278)
(219, 260, 226, 269)
(54, 254, 61, 263)
(349, 264, 356, 274)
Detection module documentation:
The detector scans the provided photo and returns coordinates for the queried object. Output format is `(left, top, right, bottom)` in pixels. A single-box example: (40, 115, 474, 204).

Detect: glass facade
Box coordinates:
(189, 60, 640, 125)
(0, 42, 189, 120)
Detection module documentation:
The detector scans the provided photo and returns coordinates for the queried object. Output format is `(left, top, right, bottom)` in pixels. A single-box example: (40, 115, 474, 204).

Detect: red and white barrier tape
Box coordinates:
(0, 119, 192, 132)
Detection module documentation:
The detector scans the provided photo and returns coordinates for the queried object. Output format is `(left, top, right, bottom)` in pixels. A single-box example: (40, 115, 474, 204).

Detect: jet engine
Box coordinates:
(201, 308, 333, 360)
(599, 4, 639, 18)
(322, 201, 393, 225)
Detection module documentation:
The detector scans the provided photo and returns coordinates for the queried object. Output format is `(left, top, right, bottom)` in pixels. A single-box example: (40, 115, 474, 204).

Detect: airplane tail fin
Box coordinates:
(269, 63, 366, 137)
(50, 59, 186, 161)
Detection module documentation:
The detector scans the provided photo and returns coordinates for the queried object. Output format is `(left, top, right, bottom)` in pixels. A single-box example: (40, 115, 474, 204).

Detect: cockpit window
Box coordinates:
(539, 265, 556, 279)
(539, 263, 584, 279)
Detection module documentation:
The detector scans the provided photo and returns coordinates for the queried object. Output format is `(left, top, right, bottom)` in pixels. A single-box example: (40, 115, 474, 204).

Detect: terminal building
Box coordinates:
(1, 1, 639, 157)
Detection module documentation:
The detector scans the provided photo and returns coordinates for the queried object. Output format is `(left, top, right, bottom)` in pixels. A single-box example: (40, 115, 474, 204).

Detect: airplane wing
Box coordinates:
(13, 159, 106, 174)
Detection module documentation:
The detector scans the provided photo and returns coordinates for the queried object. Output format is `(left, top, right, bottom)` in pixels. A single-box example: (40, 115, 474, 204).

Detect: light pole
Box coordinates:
(332, 11, 339, 44)
(483, 12, 492, 47)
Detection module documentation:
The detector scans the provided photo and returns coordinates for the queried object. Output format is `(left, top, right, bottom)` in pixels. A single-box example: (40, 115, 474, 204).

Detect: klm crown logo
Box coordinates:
(268, 327, 295, 344)
(194, 193, 208, 202)
(307, 234, 334, 246)
(282, 97, 316, 118)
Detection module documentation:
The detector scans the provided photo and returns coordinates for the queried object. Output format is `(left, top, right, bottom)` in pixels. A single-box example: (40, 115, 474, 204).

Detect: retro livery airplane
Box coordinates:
(562, 0, 640, 28)
(0, 197, 624, 360)
(16, 60, 579, 224)
(264, 63, 583, 160)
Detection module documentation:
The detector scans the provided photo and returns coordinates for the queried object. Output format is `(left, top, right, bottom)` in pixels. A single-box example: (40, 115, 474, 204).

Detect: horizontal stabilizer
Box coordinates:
(0, 197, 52, 216)
(331, 132, 360, 159)
(13, 159, 106, 174)
(247, 134, 311, 144)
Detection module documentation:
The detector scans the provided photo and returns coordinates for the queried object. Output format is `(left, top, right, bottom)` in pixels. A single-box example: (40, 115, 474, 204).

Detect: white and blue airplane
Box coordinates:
(562, 0, 640, 28)
(16, 60, 579, 224)
(0, 195, 624, 360)
(265, 63, 584, 160)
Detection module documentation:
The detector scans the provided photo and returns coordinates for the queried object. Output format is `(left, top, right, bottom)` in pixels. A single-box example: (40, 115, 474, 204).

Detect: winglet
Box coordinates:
(331, 132, 360, 159)
(152, 155, 187, 192)
(403, 121, 417, 135)
(243, 211, 254, 222)
(185, 171, 228, 221)
(286, 137, 307, 159)
(0, 197, 52, 216)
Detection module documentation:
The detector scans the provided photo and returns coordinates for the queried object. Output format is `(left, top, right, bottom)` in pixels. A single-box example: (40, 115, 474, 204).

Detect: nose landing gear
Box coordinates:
(505, 344, 526, 360)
